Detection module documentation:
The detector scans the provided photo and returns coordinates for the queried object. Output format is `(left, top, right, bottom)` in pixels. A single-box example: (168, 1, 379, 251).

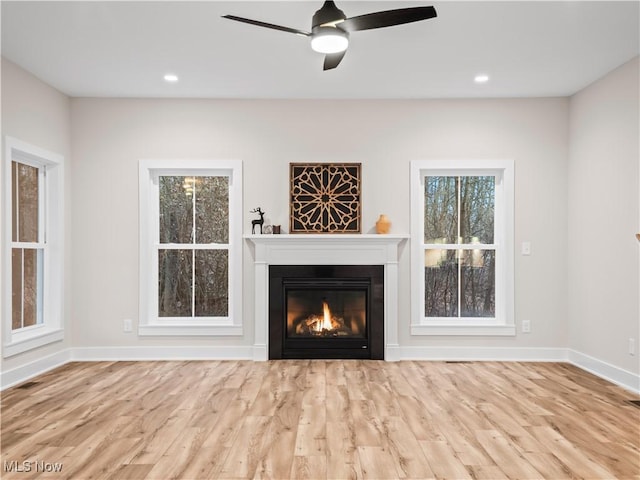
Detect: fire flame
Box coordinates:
(293, 299, 358, 337)
(308, 301, 338, 333)
(317, 301, 334, 331)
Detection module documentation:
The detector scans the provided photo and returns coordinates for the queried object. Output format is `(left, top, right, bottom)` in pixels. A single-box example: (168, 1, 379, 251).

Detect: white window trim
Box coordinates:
(139, 159, 243, 336)
(2, 137, 64, 357)
(410, 159, 515, 336)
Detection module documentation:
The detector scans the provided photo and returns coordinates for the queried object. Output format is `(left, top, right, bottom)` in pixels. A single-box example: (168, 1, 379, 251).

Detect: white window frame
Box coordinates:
(410, 159, 515, 336)
(2, 137, 64, 357)
(139, 159, 243, 336)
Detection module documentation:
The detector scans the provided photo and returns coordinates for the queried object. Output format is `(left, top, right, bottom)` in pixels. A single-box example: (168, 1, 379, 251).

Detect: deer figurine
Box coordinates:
(250, 207, 265, 234)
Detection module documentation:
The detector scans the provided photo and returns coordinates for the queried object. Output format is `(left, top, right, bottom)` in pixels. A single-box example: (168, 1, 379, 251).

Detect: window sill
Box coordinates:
(411, 324, 516, 336)
(3, 328, 64, 357)
(138, 324, 243, 336)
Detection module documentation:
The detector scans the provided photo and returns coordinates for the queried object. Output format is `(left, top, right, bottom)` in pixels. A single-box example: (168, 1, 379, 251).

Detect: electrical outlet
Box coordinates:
(123, 318, 133, 333)
(629, 338, 635, 356)
(522, 320, 531, 333)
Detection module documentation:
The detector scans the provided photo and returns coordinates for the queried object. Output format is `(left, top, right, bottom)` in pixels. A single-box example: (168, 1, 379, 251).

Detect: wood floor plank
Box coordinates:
(252, 428, 296, 479)
(127, 410, 188, 465)
(345, 369, 371, 401)
(107, 464, 154, 480)
(520, 452, 573, 480)
(294, 395, 327, 458)
(394, 394, 444, 442)
(294, 422, 326, 457)
(325, 384, 350, 423)
(384, 362, 421, 398)
(350, 400, 384, 447)
(1, 360, 637, 480)
(474, 429, 544, 479)
(357, 446, 400, 480)
(529, 425, 618, 479)
(419, 440, 472, 480)
(429, 416, 492, 467)
(477, 403, 548, 453)
(289, 455, 327, 480)
(218, 416, 272, 479)
(368, 381, 402, 418)
(326, 420, 362, 480)
(145, 427, 208, 479)
(64, 437, 141, 480)
(164, 446, 229, 480)
(467, 465, 509, 480)
(381, 415, 435, 479)
(324, 360, 347, 388)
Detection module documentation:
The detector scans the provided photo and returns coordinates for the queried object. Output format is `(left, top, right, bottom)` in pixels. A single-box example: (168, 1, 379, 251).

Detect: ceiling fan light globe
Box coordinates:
(311, 27, 349, 54)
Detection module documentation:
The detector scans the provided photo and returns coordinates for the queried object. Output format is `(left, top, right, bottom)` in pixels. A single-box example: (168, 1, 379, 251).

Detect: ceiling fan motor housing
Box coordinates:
(311, 1, 350, 54)
(312, 1, 347, 28)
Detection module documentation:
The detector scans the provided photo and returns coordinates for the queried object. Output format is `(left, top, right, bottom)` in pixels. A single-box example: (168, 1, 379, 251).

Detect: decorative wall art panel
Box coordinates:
(290, 163, 361, 233)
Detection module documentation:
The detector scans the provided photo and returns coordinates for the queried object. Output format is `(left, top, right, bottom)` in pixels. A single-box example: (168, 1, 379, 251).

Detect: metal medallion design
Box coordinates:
(290, 163, 361, 233)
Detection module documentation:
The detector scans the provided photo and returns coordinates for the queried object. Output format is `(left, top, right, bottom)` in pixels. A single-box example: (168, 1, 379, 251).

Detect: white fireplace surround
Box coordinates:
(245, 234, 409, 361)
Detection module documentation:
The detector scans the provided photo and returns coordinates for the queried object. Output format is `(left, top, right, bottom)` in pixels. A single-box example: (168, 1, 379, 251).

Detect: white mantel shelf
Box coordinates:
(245, 234, 408, 361)
(244, 234, 408, 241)
(244, 233, 408, 266)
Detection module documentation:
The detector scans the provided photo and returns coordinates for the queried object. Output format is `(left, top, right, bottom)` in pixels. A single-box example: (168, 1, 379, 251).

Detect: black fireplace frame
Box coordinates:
(269, 265, 384, 359)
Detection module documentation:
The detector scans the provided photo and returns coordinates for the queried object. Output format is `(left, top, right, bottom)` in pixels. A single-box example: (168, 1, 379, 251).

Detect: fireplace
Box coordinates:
(246, 234, 407, 361)
(269, 265, 384, 359)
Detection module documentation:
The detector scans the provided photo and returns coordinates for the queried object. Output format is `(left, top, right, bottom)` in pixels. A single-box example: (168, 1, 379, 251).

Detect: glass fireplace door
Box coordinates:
(281, 278, 371, 358)
(286, 289, 367, 339)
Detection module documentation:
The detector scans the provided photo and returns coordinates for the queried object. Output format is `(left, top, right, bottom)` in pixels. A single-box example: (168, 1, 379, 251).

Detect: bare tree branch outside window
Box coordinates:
(424, 176, 495, 318)
(11, 161, 43, 330)
(158, 176, 229, 318)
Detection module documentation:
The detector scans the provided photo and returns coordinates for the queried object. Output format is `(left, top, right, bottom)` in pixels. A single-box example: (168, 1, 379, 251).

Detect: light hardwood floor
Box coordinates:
(1, 360, 639, 479)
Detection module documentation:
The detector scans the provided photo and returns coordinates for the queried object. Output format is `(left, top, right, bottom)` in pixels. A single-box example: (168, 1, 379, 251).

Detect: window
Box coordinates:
(3, 137, 64, 357)
(139, 160, 242, 335)
(410, 160, 514, 335)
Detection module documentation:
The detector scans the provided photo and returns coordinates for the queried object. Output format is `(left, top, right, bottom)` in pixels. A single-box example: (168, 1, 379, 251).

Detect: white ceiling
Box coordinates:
(2, 1, 638, 99)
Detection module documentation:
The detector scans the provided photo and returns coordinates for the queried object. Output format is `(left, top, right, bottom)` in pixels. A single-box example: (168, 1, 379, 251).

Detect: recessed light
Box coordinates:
(164, 74, 179, 83)
(474, 74, 489, 83)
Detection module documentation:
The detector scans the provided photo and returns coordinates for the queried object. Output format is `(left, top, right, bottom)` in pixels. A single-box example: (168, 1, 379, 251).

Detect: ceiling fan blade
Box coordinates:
(339, 6, 436, 32)
(323, 51, 347, 70)
(222, 15, 310, 37)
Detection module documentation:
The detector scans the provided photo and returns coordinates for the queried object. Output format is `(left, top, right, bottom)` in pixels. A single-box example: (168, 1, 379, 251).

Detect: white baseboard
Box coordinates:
(568, 349, 640, 394)
(1, 348, 72, 390)
(71, 345, 254, 362)
(385, 344, 402, 362)
(395, 346, 568, 362)
(252, 344, 268, 361)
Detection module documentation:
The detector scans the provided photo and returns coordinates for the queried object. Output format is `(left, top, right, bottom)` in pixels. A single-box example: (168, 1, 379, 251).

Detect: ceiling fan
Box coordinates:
(222, 1, 437, 70)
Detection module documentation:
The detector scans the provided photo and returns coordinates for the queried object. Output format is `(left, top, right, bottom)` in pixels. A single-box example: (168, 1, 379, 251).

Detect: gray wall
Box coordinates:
(1, 58, 72, 372)
(568, 56, 640, 375)
(68, 96, 569, 353)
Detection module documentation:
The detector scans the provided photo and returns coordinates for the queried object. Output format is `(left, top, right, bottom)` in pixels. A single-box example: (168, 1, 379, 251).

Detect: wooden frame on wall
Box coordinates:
(289, 163, 361, 233)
